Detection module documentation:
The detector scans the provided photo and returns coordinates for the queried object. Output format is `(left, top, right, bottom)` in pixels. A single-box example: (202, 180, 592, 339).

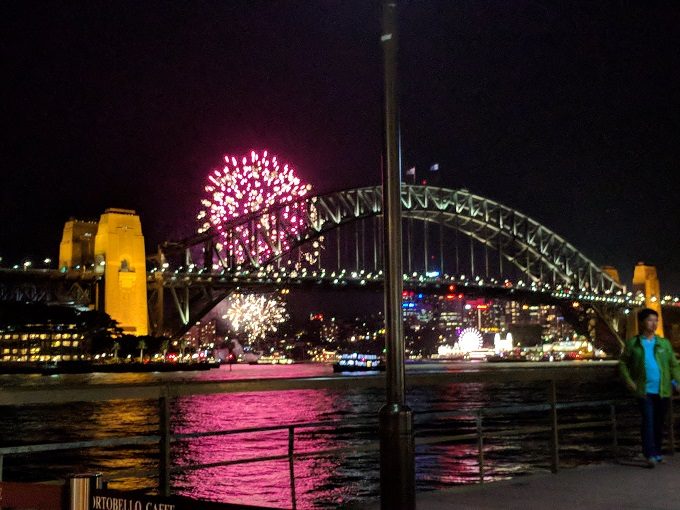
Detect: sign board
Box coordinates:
(91, 489, 285, 510)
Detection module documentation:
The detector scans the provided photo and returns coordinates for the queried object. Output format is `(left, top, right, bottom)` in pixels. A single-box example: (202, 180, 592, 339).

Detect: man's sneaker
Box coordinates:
(654, 455, 665, 463)
(646, 457, 658, 468)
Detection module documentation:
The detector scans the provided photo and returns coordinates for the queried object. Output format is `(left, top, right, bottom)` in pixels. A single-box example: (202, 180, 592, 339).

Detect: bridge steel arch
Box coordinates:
(173, 185, 622, 294)
(153, 185, 626, 341)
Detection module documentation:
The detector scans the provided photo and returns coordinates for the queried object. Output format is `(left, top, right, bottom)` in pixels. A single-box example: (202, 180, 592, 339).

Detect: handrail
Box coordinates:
(0, 435, 160, 455)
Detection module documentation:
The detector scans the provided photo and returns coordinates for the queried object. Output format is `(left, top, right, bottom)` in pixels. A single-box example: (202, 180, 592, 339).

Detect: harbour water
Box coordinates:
(0, 362, 638, 509)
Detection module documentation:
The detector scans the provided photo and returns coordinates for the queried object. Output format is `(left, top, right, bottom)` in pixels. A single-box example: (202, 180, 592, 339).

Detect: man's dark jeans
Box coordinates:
(637, 393, 669, 458)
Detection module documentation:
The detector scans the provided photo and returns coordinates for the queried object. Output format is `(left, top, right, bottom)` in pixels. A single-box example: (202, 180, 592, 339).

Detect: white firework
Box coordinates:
(222, 293, 289, 342)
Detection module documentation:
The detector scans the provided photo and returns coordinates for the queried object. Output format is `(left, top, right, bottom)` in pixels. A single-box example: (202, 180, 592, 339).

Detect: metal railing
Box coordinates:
(1, 366, 677, 509)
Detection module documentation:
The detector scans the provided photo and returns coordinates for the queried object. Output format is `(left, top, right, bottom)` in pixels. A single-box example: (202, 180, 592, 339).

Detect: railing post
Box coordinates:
(0, 453, 3, 482)
(476, 413, 485, 483)
(159, 395, 171, 497)
(549, 379, 559, 473)
(669, 396, 675, 455)
(288, 426, 297, 510)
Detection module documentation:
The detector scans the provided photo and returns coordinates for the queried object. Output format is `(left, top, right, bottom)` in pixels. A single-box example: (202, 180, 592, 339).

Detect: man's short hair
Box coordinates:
(637, 308, 659, 323)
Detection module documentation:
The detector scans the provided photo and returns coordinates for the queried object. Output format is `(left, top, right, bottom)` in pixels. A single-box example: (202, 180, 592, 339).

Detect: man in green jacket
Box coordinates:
(619, 308, 680, 466)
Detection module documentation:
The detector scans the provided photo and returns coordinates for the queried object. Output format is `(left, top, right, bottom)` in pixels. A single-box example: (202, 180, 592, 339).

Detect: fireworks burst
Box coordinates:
(198, 150, 312, 265)
(222, 293, 289, 342)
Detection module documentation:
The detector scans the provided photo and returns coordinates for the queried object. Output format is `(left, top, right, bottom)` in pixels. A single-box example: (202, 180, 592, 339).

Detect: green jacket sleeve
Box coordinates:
(619, 340, 634, 388)
(668, 342, 680, 383)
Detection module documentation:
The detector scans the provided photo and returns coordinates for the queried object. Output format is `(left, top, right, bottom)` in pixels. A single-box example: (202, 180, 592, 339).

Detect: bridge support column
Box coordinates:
(94, 209, 148, 336)
(151, 271, 165, 336)
(630, 262, 664, 336)
(379, 1, 415, 509)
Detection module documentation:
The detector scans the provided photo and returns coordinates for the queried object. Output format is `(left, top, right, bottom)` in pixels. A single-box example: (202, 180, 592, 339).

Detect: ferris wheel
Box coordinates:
(456, 327, 483, 352)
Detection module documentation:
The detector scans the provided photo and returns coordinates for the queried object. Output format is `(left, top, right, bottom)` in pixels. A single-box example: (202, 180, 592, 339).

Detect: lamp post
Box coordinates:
(379, 1, 415, 509)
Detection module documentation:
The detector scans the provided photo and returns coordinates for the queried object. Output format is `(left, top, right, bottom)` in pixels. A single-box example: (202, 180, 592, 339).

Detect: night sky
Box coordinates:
(2, 2, 679, 291)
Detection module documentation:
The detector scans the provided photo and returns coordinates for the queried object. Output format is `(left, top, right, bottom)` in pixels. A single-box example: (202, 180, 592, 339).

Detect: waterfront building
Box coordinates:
(0, 303, 118, 362)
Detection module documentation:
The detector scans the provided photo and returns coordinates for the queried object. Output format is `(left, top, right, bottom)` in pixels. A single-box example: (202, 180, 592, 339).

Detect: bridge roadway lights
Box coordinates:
(379, 403, 416, 509)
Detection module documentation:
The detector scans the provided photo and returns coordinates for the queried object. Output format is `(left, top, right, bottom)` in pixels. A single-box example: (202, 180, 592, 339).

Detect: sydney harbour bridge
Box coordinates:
(2, 183, 665, 352)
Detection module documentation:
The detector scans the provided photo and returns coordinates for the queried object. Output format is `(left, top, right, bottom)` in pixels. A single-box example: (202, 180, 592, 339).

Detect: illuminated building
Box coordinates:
(320, 318, 340, 344)
(437, 294, 464, 333)
(0, 329, 84, 362)
(494, 332, 514, 352)
(183, 318, 219, 350)
(0, 303, 116, 362)
(198, 318, 218, 347)
(182, 325, 200, 349)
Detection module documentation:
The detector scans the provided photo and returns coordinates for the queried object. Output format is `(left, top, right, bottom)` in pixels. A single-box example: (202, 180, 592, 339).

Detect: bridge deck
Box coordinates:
(360, 457, 678, 509)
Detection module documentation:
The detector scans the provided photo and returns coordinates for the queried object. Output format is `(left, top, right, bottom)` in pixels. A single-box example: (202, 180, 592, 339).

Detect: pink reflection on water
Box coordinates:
(171, 387, 377, 509)
(0, 363, 584, 507)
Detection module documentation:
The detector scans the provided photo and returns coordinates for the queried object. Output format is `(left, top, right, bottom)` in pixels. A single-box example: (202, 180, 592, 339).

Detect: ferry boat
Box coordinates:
(333, 353, 385, 373)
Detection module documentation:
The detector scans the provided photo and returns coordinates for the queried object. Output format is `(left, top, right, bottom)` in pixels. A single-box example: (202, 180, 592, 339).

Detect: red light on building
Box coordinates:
(448, 284, 456, 292)
(402, 291, 409, 297)
(310, 313, 324, 321)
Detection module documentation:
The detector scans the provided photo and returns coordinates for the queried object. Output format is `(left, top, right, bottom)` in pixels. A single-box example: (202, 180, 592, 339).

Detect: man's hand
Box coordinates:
(627, 381, 637, 393)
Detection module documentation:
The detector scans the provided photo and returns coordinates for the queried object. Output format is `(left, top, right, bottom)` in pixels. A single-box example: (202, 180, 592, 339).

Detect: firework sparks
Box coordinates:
(199, 150, 312, 265)
(222, 293, 289, 342)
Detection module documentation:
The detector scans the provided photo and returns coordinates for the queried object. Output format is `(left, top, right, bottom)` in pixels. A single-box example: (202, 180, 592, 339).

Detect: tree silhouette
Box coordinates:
(137, 339, 146, 362)
(160, 339, 169, 361)
(112, 341, 121, 362)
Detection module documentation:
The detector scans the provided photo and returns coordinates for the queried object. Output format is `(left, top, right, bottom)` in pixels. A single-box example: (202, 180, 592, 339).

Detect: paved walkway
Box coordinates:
(361, 457, 679, 509)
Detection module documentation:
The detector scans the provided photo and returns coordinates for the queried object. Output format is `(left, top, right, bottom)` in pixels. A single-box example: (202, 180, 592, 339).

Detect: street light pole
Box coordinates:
(380, 1, 415, 509)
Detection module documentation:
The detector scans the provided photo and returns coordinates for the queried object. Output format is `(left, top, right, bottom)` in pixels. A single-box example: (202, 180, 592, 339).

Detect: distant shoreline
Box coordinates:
(0, 360, 220, 375)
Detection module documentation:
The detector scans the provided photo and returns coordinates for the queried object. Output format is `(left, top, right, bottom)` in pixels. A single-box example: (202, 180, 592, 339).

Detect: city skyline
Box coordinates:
(2, 2, 679, 291)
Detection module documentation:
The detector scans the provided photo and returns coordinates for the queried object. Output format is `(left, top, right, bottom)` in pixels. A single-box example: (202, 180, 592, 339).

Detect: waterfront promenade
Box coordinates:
(3, 362, 672, 508)
(362, 457, 678, 509)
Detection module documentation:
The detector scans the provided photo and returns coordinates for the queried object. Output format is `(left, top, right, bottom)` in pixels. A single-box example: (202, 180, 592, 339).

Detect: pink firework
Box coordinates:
(198, 150, 312, 265)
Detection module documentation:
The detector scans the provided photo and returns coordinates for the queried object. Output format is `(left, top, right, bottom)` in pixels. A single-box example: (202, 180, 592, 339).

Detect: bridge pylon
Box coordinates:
(628, 262, 664, 337)
(94, 209, 149, 336)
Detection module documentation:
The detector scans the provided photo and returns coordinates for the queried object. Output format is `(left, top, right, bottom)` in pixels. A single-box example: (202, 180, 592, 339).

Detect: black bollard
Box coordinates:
(380, 403, 415, 509)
